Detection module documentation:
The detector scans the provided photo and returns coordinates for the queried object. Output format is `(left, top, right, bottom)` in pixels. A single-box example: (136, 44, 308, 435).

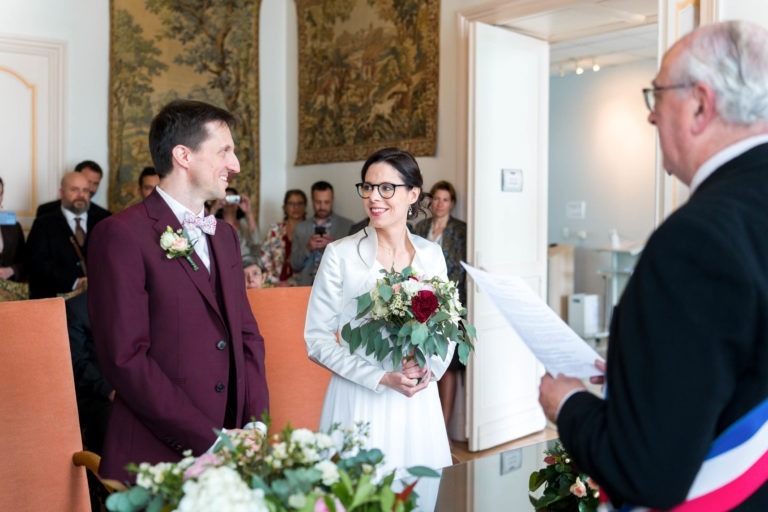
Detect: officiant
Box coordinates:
(539, 20, 768, 510)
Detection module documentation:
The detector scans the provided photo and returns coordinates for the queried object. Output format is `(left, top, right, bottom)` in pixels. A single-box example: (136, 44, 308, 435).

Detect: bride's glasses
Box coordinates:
(355, 182, 409, 199)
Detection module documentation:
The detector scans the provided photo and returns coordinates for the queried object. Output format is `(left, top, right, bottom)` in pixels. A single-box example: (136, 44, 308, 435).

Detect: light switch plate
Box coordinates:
(501, 168, 523, 192)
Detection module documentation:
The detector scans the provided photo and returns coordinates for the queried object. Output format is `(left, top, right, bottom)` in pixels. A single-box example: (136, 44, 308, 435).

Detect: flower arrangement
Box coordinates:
(529, 441, 601, 512)
(341, 266, 475, 370)
(105, 422, 437, 512)
(159, 226, 198, 271)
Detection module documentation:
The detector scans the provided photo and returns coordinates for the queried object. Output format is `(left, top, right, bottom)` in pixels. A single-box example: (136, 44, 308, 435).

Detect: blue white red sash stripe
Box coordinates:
(622, 396, 768, 511)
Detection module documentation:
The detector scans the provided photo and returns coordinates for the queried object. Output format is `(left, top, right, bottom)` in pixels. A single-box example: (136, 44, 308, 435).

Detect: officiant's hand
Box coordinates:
(589, 359, 606, 385)
(380, 368, 431, 397)
(539, 373, 587, 423)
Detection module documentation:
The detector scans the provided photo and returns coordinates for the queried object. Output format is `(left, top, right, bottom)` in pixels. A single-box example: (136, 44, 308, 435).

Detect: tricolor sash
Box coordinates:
(623, 396, 768, 511)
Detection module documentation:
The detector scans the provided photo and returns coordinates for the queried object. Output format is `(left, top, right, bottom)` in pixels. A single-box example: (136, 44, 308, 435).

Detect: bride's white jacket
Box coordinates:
(304, 226, 455, 393)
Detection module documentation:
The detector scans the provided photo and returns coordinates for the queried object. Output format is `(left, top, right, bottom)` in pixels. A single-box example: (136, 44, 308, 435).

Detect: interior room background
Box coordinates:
(6, 0, 761, 310)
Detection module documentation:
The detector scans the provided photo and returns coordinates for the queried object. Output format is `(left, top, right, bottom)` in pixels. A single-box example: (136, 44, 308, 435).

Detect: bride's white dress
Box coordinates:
(304, 228, 454, 482)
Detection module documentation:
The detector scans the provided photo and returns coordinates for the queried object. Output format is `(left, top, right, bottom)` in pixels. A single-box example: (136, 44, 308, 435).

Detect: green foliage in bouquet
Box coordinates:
(105, 421, 438, 512)
(529, 442, 601, 512)
(341, 266, 476, 369)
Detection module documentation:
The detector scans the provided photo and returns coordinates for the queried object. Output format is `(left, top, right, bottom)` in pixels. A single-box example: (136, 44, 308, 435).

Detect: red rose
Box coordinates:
(543, 455, 556, 465)
(411, 290, 439, 322)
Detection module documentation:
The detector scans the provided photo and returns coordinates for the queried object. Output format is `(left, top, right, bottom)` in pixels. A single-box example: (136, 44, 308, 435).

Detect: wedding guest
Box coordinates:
(26, 172, 110, 298)
(259, 189, 306, 286)
(539, 21, 768, 510)
(290, 181, 352, 286)
(413, 180, 467, 429)
(243, 256, 265, 290)
(210, 186, 260, 260)
(0, 177, 26, 282)
(37, 160, 111, 217)
(304, 148, 454, 483)
(87, 99, 269, 482)
(138, 166, 160, 199)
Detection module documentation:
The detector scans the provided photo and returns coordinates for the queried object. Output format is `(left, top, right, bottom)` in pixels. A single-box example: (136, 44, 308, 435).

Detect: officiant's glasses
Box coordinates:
(356, 182, 409, 199)
(642, 82, 694, 113)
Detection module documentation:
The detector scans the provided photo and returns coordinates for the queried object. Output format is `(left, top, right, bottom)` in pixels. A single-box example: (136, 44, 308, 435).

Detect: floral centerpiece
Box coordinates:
(341, 266, 476, 370)
(105, 422, 438, 512)
(529, 441, 601, 512)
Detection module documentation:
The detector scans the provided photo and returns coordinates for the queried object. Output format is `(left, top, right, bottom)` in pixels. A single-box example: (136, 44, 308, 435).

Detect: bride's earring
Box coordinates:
(408, 205, 413, 216)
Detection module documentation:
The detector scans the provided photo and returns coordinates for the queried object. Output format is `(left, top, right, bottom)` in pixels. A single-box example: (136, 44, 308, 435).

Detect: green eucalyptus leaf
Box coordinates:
(411, 322, 428, 345)
(126, 486, 150, 507)
(406, 466, 440, 478)
(378, 283, 393, 302)
(356, 292, 373, 315)
(430, 311, 450, 323)
(458, 343, 471, 365)
(341, 323, 352, 343)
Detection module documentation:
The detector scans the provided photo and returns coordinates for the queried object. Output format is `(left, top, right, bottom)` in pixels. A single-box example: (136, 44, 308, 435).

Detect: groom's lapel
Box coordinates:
(144, 191, 224, 323)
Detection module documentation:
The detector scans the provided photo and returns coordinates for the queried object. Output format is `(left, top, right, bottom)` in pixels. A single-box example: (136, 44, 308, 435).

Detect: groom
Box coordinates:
(88, 100, 269, 481)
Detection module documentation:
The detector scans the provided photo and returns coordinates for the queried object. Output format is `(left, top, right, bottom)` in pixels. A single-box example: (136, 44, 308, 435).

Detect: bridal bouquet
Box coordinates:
(106, 422, 437, 512)
(341, 266, 476, 370)
(529, 441, 601, 512)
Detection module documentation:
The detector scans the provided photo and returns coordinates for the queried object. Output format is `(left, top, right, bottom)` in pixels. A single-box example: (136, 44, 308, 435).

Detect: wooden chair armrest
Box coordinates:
(72, 450, 128, 493)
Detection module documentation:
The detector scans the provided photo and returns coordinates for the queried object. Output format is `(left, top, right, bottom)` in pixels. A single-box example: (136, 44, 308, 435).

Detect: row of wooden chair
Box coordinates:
(0, 287, 329, 511)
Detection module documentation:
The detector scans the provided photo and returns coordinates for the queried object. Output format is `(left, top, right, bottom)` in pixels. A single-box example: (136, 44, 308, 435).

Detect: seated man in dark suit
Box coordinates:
(37, 160, 111, 218)
(66, 291, 113, 453)
(26, 171, 110, 298)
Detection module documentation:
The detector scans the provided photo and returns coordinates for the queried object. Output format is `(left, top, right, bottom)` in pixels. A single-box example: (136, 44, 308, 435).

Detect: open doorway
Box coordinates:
(455, 0, 659, 452)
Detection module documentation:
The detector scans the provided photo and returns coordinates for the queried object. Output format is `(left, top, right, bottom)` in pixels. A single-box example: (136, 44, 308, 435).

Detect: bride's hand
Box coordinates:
(380, 370, 431, 397)
(401, 358, 427, 380)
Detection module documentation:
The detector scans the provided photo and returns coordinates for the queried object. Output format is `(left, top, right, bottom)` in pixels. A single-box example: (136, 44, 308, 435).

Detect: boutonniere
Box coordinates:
(159, 226, 199, 271)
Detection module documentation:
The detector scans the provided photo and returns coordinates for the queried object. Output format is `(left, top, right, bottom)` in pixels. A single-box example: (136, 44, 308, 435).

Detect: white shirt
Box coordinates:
(690, 133, 768, 193)
(61, 207, 88, 237)
(155, 186, 211, 272)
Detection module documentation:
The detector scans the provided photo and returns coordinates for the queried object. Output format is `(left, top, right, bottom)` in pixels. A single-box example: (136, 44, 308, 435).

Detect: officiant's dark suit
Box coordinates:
(539, 21, 768, 510)
(26, 173, 110, 299)
(88, 100, 269, 481)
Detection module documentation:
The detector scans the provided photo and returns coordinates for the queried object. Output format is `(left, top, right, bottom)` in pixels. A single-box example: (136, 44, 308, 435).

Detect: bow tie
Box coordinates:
(182, 212, 217, 235)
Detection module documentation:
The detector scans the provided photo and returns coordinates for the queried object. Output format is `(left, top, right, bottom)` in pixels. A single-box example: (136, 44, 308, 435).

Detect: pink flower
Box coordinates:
(183, 453, 222, 480)
(543, 455, 556, 465)
(411, 290, 439, 322)
(314, 497, 345, 512)
(171, 237, 190, 252)
(586, 477, 599, 490)
(570, 477, 587, 498)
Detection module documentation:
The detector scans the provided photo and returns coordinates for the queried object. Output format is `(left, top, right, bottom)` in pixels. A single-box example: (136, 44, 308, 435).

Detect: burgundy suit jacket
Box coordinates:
(87, 190, 268, 481)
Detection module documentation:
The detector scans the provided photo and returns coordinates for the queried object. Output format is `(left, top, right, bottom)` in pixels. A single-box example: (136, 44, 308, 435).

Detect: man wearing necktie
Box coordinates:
(88, 99, 269, 481)
(26, 171, 110, 298)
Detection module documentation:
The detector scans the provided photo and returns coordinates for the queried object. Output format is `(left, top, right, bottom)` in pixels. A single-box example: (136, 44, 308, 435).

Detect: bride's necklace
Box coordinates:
(378, 243, 407, 270)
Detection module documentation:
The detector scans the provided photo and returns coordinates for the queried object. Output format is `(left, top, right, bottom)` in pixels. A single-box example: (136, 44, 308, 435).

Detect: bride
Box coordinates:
(304, 148, 455, 479)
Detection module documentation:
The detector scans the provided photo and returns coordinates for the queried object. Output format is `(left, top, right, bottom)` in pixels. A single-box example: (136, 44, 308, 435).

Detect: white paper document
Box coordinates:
(462, 262, 604, 378)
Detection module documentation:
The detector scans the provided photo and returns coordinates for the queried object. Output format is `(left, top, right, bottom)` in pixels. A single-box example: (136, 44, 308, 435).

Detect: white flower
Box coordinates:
(159, 230, 177, 250)
(291, 428, 315, 445)
(314, 460, 340, 486)
(400, 279, 425, 297)
(272, 442, 287, 459)
(176, 466, 267, 512)
(288, 493, 307, 509)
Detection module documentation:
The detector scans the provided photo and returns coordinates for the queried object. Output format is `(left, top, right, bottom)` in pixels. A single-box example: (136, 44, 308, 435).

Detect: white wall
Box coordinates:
(0, 0, 109, 207)
(548, 59, 657, 297)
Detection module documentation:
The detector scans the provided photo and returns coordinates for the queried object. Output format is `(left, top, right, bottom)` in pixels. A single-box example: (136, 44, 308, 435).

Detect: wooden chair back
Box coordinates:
(0, 298, 90, 511)
(247, 287, 331, 432)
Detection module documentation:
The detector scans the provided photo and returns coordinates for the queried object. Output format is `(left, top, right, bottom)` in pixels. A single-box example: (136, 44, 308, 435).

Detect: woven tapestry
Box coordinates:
(295, 0, 439, 165)
(108, 0, 261, 214)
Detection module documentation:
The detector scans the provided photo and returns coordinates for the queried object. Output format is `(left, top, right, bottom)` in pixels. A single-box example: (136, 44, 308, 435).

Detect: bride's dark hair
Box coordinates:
(360, 147, 427, 220)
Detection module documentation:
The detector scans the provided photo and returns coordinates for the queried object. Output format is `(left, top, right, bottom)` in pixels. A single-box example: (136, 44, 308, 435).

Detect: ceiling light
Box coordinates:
(576, 62, 584, 75)
(592, 59, 600, 72)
